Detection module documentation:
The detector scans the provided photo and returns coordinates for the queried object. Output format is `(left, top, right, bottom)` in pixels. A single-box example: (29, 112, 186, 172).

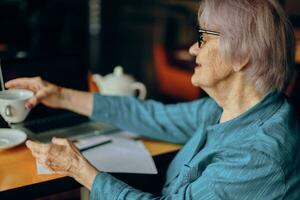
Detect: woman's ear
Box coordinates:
(233, 56, 250, 72)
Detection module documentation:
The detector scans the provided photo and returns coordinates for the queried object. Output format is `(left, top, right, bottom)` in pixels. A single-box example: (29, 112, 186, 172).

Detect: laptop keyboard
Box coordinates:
(24, 113, 90, 133)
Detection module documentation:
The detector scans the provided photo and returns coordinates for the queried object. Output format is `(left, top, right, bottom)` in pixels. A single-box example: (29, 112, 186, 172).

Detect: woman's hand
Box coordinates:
(5, 77, 94, 116)
(5, 77, 64, 109)
(26, 138, 98, 190)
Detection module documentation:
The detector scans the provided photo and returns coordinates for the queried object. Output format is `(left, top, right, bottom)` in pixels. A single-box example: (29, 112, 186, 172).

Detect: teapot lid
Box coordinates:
(104, 65, 135, 84)
(113, 66, 124, 76)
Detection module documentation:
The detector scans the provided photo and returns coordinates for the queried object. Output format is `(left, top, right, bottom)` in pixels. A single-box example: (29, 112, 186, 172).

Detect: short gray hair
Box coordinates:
(199, 0, 295, 93)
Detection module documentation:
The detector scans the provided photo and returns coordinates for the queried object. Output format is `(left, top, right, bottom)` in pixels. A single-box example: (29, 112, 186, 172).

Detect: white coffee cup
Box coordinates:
(0, 89, 34, 123)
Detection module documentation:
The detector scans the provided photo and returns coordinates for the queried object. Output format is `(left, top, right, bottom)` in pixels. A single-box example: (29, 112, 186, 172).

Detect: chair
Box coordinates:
(153, 45, 203, 101)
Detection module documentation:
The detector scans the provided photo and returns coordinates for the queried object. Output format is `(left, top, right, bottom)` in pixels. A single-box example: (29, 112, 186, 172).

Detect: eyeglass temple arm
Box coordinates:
(199, 29, 220, 36)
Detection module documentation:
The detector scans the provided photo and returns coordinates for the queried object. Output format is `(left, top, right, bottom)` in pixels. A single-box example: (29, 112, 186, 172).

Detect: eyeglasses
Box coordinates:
(198, 28, 220, 48)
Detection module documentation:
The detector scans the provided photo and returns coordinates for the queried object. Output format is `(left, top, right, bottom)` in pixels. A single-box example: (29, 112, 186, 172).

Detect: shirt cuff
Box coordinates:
(90, 172, 127, 200)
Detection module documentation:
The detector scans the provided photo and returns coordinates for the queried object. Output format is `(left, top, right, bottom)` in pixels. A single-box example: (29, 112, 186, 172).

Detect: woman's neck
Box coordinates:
(203, 75, 264, 123)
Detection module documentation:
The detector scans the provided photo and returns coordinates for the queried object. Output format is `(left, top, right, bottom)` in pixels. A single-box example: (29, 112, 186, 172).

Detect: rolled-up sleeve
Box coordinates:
(90, 94, 220, 144)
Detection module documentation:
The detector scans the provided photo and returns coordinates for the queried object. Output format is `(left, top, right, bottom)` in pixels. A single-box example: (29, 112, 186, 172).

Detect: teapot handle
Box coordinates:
(92, 74, 103, 92)
(131, 82, 147, 100)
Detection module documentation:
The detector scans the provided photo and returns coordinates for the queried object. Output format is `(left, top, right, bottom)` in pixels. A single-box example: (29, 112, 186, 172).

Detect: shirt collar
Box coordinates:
(207, 90, 284, 131)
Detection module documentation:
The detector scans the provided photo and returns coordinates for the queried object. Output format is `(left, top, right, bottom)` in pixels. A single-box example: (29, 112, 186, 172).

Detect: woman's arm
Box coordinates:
(57, 87, 93, 116)
(90, 94, 221, 144)
(6, 77, 221, 144)
(89, 148, 285, 200)
(26, 138, 286, 200)
(5, 77, 93, 116)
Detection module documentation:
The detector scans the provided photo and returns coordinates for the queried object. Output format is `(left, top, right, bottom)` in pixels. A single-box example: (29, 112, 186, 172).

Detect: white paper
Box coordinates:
(74, 135, 112, 150)
(36, 131, 157, 175)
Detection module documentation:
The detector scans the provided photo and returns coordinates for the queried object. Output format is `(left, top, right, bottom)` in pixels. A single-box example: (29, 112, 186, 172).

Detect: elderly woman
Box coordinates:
(5, 0, 300, 199)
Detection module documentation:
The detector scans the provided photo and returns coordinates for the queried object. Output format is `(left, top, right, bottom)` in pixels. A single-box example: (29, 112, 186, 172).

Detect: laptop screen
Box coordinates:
(1, 55, 88, 122)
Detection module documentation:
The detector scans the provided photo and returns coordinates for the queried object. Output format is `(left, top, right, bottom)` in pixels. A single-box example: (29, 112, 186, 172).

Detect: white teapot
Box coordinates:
(92, 66, 147, 100)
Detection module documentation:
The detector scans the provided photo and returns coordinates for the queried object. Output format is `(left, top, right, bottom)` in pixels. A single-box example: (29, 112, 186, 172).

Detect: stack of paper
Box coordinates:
(36, 131, 157, 175)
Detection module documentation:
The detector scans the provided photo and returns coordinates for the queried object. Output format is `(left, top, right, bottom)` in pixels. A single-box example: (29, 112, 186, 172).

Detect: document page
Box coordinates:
(36, 131, 157, 174)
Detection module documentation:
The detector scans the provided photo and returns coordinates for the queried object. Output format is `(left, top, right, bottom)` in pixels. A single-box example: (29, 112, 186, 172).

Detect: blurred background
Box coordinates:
(0, 0, 299, 103)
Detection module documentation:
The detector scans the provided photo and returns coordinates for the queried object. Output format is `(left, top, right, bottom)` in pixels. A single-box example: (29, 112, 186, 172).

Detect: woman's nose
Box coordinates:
(189, 42, 199, 56)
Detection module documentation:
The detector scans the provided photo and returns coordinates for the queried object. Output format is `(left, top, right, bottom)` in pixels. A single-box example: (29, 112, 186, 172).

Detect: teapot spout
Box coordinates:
(92, 74, 104, 92)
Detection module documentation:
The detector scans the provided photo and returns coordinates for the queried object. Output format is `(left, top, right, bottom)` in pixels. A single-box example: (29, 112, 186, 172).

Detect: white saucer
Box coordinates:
(0, 128, 27, 150)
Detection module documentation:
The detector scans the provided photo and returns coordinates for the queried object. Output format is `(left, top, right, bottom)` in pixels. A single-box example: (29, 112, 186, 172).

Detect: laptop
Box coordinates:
(1, 55, 117, 142)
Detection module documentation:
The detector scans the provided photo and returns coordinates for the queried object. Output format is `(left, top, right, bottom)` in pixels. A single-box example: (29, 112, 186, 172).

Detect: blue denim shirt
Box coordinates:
(89, 91, 300, 200)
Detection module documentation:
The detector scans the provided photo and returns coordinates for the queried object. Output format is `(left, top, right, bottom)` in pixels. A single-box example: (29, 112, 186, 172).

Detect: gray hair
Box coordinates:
(199, 0, 295, 93)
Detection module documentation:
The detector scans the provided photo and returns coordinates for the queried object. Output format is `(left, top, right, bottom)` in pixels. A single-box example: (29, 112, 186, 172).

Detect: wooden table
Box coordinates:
(0, 138, 181, 198)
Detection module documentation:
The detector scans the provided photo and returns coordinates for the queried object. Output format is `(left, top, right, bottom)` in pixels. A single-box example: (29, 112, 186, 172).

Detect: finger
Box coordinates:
(5, 78, 30, 87)
(25, 89, 46, 108)
(5, 78, 35, 90)
(40, 148, 70, 174)
(26, 140, 49, 155)
(52, 137, 69, 146)
(5, 77, 44, 93)
(37, 157, 54, 172)
(25, 140, 37, 149)
(51, 139, 77, 156)
(25, 96, 38, 109)
(53, 137, 82, 156)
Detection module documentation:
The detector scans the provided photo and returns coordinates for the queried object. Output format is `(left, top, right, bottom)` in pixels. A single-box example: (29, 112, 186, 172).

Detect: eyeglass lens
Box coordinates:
(198, 31, 203, 48)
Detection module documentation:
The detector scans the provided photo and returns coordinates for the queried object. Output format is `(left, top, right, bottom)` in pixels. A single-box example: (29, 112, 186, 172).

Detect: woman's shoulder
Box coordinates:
(250, 100, 300, 167)
(221, 98, 300, 170)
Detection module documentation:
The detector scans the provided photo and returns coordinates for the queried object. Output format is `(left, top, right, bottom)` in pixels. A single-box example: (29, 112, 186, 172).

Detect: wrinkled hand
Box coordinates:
(26, 138, 98, 190)
(26, 138, 81, 175)
(5, 77, 63, 109)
